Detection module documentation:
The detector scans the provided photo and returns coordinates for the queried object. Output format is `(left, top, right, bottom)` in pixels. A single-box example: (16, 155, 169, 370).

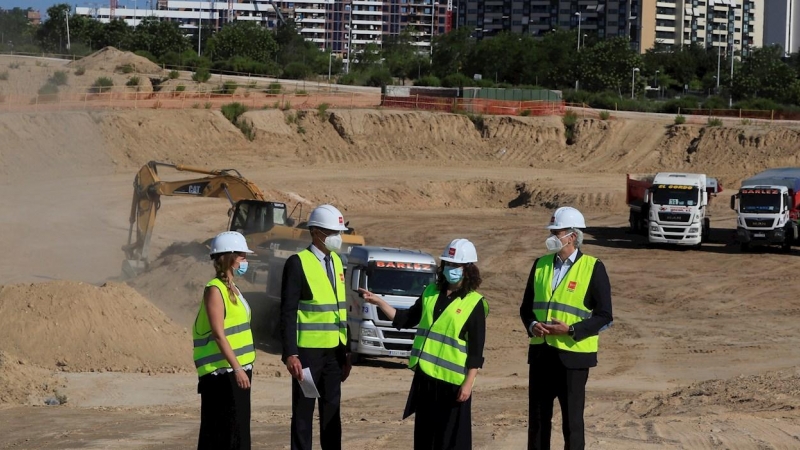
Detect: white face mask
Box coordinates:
(324, 233, 342, 252)
(545, 232, 573, 253)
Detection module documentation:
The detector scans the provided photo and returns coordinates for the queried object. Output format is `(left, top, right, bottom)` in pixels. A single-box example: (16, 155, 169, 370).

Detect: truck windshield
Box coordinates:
(740, 193, 781, 213)
(652, 186, 699, 207)
(368, 269, 436, 297)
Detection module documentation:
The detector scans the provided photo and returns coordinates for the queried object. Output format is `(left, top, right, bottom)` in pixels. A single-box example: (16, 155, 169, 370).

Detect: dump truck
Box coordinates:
(122, 161, 366, 281)
(627, 172, 722, 247)
(344, 246, 437, 364)
(730, 167, 800, 252)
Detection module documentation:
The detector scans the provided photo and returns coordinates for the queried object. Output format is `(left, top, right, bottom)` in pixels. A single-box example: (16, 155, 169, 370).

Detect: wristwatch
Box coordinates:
(568, 326, 575, 338)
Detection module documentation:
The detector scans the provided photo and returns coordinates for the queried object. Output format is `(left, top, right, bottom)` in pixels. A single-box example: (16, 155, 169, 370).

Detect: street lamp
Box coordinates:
(328, 51, 334, 82)
(582, 33, 587, 48)
(575, 12, 582, 51)
(654, 70, 659, 88)
(631, 67, 639, 99)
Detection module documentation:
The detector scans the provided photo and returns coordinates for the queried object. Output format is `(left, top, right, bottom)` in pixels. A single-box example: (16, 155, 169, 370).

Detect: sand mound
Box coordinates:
(0, 281, 191, 373)
(0, 352, 65, 405)
(67, 46, 163, 75)
(628, 369, 800, 417)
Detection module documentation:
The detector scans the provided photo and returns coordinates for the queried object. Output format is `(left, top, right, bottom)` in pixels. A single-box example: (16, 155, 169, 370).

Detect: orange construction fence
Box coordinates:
(381, 95, 566, 117)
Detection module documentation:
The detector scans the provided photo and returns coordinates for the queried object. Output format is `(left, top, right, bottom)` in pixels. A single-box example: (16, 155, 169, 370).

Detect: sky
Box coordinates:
(0, 0, 144, 19)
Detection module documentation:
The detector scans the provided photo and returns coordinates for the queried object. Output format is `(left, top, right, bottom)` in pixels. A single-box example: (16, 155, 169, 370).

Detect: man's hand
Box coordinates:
(285, 355, 303, 381)
(531, 321, 550, 338)
(341, 353, 352, 382)
(542, 319, 570, 336)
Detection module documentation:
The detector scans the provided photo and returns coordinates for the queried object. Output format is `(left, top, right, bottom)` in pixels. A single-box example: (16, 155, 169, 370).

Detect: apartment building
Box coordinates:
(639, 0, 763, 54)
(764, 0, 800, 55)
(75, 0, 446, 58)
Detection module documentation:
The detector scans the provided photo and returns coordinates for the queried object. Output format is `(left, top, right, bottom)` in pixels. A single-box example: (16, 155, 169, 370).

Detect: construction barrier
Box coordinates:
(381, 95, 566, 117)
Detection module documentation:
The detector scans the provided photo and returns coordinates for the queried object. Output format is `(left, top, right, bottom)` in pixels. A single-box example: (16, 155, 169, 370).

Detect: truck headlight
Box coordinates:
(650, 225, 658, 232)
(689, 227, 699, 233)
(360, 328, 377, 338)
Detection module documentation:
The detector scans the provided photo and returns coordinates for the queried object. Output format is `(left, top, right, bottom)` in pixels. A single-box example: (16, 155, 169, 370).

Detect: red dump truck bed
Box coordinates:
(626, 174, 655, 209)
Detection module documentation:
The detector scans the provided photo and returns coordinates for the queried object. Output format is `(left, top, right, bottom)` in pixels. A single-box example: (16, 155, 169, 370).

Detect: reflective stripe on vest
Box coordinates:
(529, 254, 598, 354)
(408, 284, 488, 386)
(192, 278, 256, 377)
(296, 249, 347, 348)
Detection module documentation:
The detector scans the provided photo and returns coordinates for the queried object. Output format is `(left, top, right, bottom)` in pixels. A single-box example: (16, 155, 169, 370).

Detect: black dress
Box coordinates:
(393, 287, 487, 450)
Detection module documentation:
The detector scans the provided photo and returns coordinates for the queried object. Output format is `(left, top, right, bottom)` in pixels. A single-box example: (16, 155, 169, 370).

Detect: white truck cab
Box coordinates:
(345, 246, 437, 363)
(645, 173, 715, 246)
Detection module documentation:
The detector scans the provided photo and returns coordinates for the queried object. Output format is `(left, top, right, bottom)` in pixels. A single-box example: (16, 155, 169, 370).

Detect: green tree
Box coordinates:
(0, 8, 35, 50)
(35, 3, 72, 52)
(352, 43, 382, 73)
(130, 17, 189, 59)
(431, 28, 474, 79)
(577, 36, 642, 94)
(733, 45, 797, 101)
(381, 29, 418, 82)
(206, 21, 278, 64)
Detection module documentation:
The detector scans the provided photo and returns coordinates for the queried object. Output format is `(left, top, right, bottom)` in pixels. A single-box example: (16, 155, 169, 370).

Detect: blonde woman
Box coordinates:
(193, 231, 256, 450)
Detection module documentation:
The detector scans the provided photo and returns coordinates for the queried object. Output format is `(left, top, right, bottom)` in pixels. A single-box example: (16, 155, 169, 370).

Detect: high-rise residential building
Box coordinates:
(638, 1, 763, 55)
(764, 0, 800, 55)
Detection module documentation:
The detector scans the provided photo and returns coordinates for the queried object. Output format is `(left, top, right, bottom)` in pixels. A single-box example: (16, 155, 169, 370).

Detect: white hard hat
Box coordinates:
(307, 204, 349, 231)
(440, 238, 478, 263)
(546, 206, 586, 230)
(209, 231, 253, 256)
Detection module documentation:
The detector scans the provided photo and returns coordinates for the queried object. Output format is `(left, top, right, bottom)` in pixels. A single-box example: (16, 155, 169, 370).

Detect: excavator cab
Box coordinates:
(228, 200, 293, 235)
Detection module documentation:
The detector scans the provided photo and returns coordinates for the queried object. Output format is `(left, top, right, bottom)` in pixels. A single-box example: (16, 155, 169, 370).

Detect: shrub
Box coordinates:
(337, 72, 359, 86)
(599, 110, 611, 120)
(414, 75, 441, 87)
(741, 118, 752, 125)
(9, 62, 21, 69)
(221, 102, 255, 141)
(204, 102, 212, 109)
(116, 64, 134, 74)
(220, 81, 238, 95)
(365, 68, 392, 88)
(152, 101, 162, 109)
(661, 96, 700, 114)
(126, 76, 140, 87)
(74, 66, 86, 76)
(441, 73, 473, 88)
(192, 68, 211, 83)
(674, 114, 686, 125)
(192, 102, 200, 109)
(701, 95, 728, 110)
(282, 62, 311, 80)
(281, 101, 291, 111)
(91, 77, 114, 93)
(176, 84, 186, 92)
(520, 109, 531, 117)
(134, 50, 158, 64)
(562, 110, 579, 144)
(266, 82, 281, 94)
(706, 117, 723, 127)
(285, 112, 297, 125)
(297, 125, 306, 134)
(48, 70, 68, 86)
(38, 82, 59, 96)
(317, 102, 330, 119)
(0, 71, 8, 81)
(168, 70, 180, 80)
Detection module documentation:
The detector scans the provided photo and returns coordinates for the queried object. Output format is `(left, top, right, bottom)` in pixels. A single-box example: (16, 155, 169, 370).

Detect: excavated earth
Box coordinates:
(2, 52, 800, 449)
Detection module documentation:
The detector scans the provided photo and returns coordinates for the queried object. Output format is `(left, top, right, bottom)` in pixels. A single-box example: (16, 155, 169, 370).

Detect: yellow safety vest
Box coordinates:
(193, 278, 256, 377)
(296, 249, 347, 348)
(409, 284, 488, 386)
(529, 254, 599, 354)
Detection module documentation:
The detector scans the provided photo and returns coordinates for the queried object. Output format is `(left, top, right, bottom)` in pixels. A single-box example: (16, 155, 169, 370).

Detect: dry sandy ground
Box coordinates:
(3, 51, 800, 449)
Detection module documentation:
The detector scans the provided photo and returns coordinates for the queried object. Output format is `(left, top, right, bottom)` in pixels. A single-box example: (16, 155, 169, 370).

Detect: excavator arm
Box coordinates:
(121, 161, 266, 276)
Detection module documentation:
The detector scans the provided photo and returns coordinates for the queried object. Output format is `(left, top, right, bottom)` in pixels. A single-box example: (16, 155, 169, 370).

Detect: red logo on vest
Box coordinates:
(567, 281, 577, 291)
(448, 247, 456, 257)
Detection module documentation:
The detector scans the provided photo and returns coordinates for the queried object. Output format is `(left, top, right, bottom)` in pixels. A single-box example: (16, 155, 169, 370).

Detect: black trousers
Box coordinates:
(528, 350, 589, 450)
(197, 369, 252, 450)
(291, 348, 343, 450)
(406, 370, 472, 450)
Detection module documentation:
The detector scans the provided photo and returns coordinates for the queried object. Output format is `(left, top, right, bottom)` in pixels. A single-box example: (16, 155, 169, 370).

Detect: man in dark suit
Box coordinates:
(519, 206, 613, 450)
(280, 204, 352, 450)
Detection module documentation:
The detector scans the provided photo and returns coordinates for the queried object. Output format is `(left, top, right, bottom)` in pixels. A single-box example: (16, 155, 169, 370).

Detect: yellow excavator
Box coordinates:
(121, 161, 366, 280)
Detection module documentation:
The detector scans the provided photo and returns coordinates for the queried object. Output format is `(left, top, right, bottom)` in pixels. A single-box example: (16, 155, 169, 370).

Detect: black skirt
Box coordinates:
(197, 369, 252, 450)
(404, 370, 473, 450)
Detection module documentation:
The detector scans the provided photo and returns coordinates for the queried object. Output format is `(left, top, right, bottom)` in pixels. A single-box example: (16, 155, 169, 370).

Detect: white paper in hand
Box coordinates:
(299, 367, 320, 398)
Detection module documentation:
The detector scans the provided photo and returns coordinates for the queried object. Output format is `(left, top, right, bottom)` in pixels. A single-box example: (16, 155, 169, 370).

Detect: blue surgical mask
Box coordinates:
(443, 266, 464, 284)
(234, 260, 248, 277)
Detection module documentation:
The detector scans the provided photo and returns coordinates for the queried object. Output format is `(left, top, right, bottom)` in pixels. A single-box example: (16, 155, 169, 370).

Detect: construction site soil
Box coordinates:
(2, 51, 800, 449)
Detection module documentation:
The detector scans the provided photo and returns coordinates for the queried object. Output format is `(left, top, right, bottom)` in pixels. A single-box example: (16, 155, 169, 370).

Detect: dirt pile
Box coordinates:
(67, 46, 163, 75)
(0, 281, 191, 373)
(0, 351, 65, 405)
(628, 369, 800, 418)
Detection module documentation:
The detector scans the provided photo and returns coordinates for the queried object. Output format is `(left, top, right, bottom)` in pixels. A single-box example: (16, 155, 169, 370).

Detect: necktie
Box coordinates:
(324, 255, 335, 290)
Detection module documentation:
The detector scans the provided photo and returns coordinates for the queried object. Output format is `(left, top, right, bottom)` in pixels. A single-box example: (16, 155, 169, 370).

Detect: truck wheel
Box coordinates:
(629, 211, 638, 233)
(740, 242, 750, 252)
(702, 218, 711, 242)
(781, 242, 792, 253)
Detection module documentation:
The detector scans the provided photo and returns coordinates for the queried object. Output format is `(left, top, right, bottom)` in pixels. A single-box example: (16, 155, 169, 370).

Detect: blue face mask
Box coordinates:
(443, 266, 464, 284)
(234, 260, 248, 277)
